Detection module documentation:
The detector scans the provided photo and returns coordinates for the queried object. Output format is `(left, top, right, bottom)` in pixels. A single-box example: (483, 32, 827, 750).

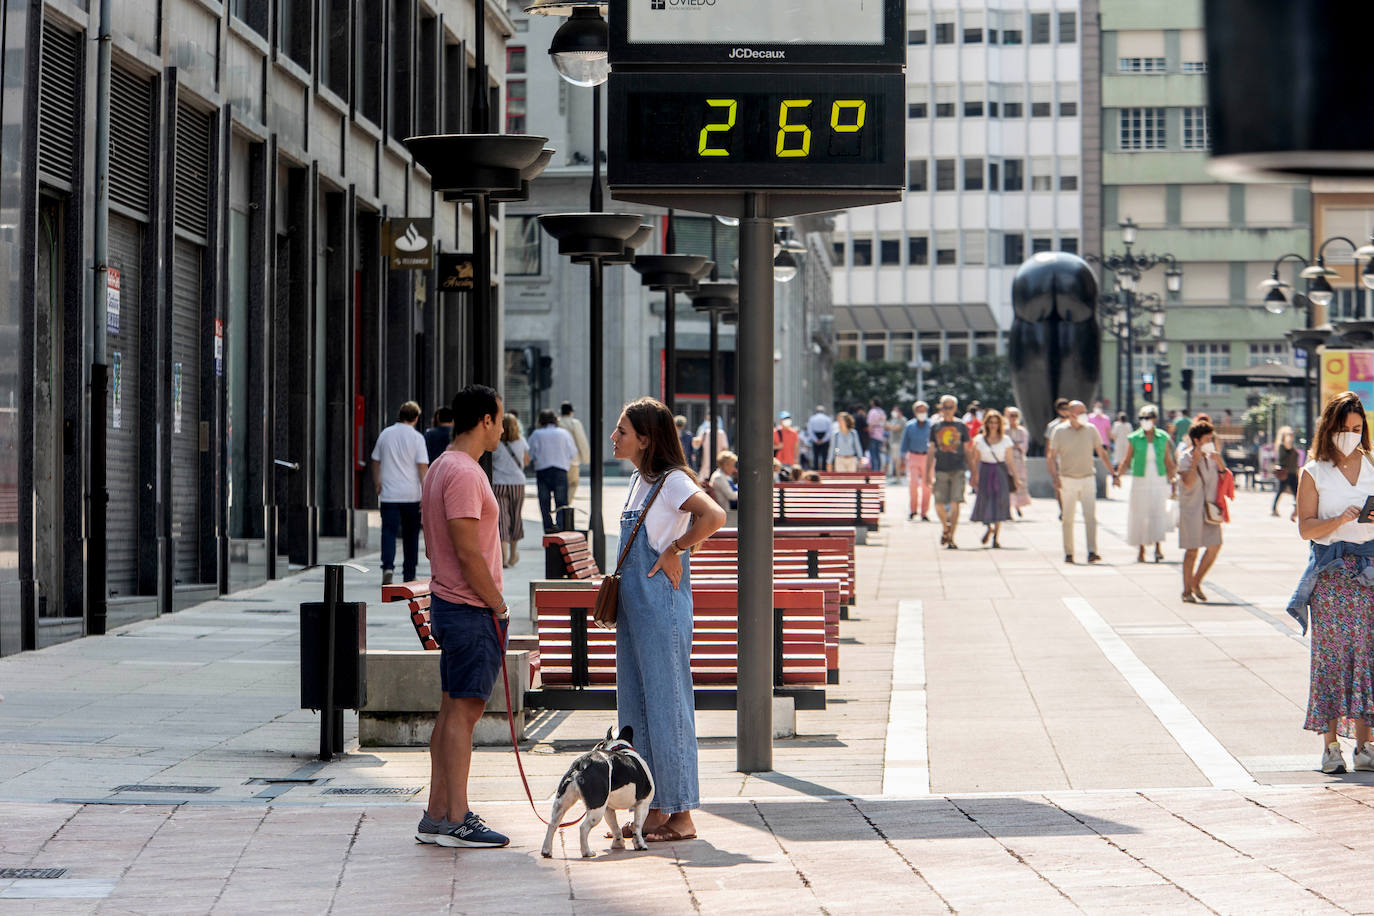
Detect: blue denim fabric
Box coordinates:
(867, 439, 887, 473)
(535, 467, 569, 533)
(614, 476, 699, 815)
(380, 502, 421, 582)
(428, 596, 509, 700)
(1287, 540, 1374, 634)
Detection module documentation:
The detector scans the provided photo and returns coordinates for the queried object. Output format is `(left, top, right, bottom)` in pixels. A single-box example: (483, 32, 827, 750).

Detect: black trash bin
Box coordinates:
(300, 563, 367, 759)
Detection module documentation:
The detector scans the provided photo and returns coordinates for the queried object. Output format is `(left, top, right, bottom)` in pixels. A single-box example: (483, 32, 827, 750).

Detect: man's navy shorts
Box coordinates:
(429, 595, 509, 700)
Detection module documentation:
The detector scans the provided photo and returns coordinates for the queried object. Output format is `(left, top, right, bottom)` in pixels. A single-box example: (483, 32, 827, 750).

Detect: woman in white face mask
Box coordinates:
(1288, 391, 1374, 776)
(1177, 420, 1226, 601)
(1114, 405, 1178, 563)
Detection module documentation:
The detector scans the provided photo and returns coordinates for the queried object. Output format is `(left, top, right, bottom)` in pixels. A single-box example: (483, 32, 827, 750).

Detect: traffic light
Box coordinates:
(536, 355, 554, 392)
(1180, 368, 1194, 392)
(1142, 371, 1155, 403)
(1155, 362, 1171, 392)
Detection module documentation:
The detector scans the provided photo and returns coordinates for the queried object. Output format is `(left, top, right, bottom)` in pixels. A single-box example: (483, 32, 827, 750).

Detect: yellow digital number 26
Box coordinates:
(698, 99, 737, 157)
(776, 100, 813, 158)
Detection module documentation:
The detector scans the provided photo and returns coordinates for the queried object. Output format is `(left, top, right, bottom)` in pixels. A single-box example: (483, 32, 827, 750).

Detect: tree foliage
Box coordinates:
(833, 356, 1014, 413)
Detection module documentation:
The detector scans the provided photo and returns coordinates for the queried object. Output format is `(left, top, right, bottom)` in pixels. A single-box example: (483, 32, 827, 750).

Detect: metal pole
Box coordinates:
(320, 564, 342, 760)
(664, 290, 676, 407)
(589, 257, 605, 568)
(1124, 291, 1135, 416)
(737, 193, 774, 773)
(708, 311, 719, 476)
(89, 0, 113, 636)
(473, 0, 488, 133)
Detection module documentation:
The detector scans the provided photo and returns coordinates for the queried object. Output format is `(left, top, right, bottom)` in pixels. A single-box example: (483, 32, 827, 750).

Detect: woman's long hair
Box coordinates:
(1313, 391, 1371, 464)
(501, 413, 522, 443)
(621, 397, 691, 480)
(836, 411, 854, 432)
(981, 409, 1004, 442)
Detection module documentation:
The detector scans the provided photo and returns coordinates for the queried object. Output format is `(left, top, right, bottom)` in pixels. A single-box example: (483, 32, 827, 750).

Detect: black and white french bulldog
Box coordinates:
(540, 726, 655, 859)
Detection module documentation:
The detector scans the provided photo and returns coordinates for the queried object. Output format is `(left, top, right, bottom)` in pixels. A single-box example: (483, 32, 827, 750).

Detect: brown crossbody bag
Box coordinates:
(592, 475, 667, 630)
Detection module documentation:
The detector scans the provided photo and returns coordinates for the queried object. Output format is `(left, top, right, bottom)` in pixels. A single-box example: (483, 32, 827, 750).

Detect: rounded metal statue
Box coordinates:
(1009, 252, 1101, 451)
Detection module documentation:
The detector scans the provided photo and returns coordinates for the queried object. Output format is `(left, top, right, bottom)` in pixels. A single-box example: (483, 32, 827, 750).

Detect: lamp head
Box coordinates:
(549, 8, 609, 87)
(1262, 286, 1289, 314)
(773, 249, 799, 283)
(1164, 265, 1183, 293)
(1363, 259, 1374, 292)
(1307, 274, 1335, 308)
(1119, 217, 1138, 246)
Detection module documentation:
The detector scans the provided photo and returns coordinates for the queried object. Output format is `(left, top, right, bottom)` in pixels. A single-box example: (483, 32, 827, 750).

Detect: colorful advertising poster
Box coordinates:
(106, 268, 120, 334)
(173, 362, 183, 434)
(111, 352, 121, 429)
(1320, 348, 1374, 412)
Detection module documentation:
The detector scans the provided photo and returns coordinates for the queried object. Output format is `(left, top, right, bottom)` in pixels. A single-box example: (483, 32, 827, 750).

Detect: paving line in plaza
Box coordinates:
(882, 599, 929, 796)
(1063, 596, 1256, 789)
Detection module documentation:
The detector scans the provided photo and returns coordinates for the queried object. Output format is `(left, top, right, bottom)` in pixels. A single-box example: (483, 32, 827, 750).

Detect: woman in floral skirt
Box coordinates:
(1289, 391, 1374, 774)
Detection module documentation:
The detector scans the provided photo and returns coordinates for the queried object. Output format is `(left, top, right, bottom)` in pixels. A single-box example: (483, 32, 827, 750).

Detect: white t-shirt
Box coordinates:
(528, 426, 579, 471)
(1306, 458, 1374, 546)
(973, 434, 1010, 463)
(625, 469, 700, 554)
(491, 437, 528, 486)
(371, 422, 428, 502)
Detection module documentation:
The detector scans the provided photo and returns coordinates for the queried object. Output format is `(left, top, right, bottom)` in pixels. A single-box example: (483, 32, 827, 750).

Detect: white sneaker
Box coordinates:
(1322, 741, 1348, 774)
(1354, 745, 1374, 772)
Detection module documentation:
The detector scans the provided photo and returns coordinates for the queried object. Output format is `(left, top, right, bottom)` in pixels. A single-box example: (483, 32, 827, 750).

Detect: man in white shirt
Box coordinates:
(528, 409, 580, 532)
(370, 400, 430, 585)
(558, 402, 591, 504)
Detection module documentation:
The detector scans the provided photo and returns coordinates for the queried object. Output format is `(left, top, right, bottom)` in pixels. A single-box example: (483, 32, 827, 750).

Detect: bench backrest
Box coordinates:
(542, 531, 601, 580)
(704, 528, 858, 604)
(773, 482, 883, 526)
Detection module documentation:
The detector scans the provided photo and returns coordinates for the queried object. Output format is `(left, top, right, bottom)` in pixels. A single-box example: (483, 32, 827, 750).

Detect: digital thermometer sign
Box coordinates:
(609, 72, 903, 190)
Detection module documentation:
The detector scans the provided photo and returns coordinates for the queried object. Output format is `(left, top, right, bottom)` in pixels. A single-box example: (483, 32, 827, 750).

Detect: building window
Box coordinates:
(963, 230, 986, 265)
(1181, 60, 1207, 74)
(279, 0, 312, 68)
(230, 0, 269, 35)
(1031, 235, 1053, 254)
(909, 99, 928, 118)
(1003, 84, 1024, 118)
(1060, 156, 1079, 191)
(934, 84, 956, 117)
(863, 332, 888, 361)
(1186, 343, 1231, 395)
(1004, 232, 1025, 265)
(1119, 57, 1167, 73)
(508, 46, 527, 74)
(1030, 12, 1051, 44)
(988, 159, 1000, 190)
(935, 230, 958, 265)
(963, 10, 984, 43)
(880, 239, 901, 265)
(963, 157, 984, 190)
(908, 235, 929, 266)
(891, 331, 915, 364)
(506, 79, 527, 134)
(321, 0, 351, 98)
(1058, 11, 1077, 43)
(934, 11, 956, 44)
(1031, 83, 1052, 118)
(1031, 157, 1053, 191)
(1120, 107, 1166, 150)
(504, 216, 542, 275)
(357, 2, 384, 124)
(1058, 82, 1078, 117)
(963, 83, 984, 117)
(987, 84, 1000, 117)
(1183, 106, 1211, 150)
(908, 12, 928, 45)
(852, 238, 872, 266)
(832, 241, 845, 265)
(1248, 342, 1290, 365)
(907, 159, 928, 192)
(1002, 12, 1023, 44)
(935, 158, 956, 191)
(1060, 236, 1079, 255)
(1003, 158, 1023, 191)
(389, 0, 415, 138)
(837, 332, 859, 361)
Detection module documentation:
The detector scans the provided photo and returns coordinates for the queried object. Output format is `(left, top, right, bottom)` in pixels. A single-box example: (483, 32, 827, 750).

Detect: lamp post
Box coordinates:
(631, 253, 709, 408)
(688, 281, 738, 477)
(1085, 218, 1182, 416)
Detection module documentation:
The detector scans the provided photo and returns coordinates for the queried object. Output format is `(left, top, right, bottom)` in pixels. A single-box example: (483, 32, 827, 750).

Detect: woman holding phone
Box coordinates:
(1289, 391, 1374, 774)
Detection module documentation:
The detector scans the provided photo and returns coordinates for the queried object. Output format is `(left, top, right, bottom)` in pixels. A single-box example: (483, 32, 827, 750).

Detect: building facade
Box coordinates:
(2, 0, 512, 655)
(1091, 0, 1310, 419)
(831, 2, 1084, 379)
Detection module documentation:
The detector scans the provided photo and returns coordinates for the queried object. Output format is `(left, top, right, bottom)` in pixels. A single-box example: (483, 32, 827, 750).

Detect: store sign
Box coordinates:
(106, 268, 121, 334)
(214, 319, 224, 377)
(384, 218, 434, 270)
(437, 253, 475, 291)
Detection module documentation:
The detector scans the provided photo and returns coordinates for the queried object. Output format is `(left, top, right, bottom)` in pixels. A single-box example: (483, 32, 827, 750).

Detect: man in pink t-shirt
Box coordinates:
(1088, 400, 1112, 445)
(415, 384, 511, 849)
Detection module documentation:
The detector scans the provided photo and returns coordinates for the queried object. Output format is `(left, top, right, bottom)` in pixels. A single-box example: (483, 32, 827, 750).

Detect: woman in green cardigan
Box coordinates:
(1114, 405, 1178, 563)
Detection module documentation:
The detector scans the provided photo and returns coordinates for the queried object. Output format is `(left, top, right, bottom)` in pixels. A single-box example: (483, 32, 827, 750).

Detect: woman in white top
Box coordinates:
(608, 397, 726, 842)
(491, 413, 530, 567)
(1291, 391, 1374, 775)
(707, 450, 738, 510)
(1110, 411, 1134, 465)
(1005, 406, 1032, 517)
(969, 409, 1013, 547)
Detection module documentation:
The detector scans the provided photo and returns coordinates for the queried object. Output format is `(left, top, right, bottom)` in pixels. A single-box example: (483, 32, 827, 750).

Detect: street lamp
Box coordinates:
(1084, 217, 1182, 415)
(547, 7, 610, 87)
(688, 281, 739, 478)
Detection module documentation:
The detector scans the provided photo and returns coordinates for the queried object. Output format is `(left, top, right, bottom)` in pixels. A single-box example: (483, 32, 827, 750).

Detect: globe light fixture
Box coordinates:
(1164, 265, 1183, 293)
(773, 249, 799, 283)
(1308, 273, 1335, 308)
(1262, 286, 1289, 314)
(1119, 217, 1138, 246)
(548, 7, 610, 87)
(1362, 258, 1374, 292)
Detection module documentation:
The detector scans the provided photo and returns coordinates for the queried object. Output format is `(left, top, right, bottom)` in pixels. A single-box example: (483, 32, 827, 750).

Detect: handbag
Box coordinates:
(1000, 460, 1018, 492)
(1204, 501, 1225, 525)
(592, 475, 667, 630)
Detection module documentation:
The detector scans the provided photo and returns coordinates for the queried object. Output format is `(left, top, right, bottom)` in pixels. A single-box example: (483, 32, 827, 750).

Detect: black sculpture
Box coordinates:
(1009, 252, 1101, 451)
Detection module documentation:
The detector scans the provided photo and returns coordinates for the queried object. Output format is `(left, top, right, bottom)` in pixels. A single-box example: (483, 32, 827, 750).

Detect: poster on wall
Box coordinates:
(214, 319, 223, 377)
(1319, 348, 1374, 412)
(111, 352, 122, 429)
(107, 269, 121, 334)
(173, 362, 183, 434)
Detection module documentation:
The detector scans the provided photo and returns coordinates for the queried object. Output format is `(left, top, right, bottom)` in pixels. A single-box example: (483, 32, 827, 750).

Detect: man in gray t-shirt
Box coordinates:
(1047, 400, 1118, 563)
(925, 395, 973, 548)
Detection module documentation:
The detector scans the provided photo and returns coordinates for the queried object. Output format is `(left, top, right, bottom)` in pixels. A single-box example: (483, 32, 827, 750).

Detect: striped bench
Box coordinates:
(381, 579, 540, 686)
(542, 531, 601, 580)
(774, 482, 883, 534)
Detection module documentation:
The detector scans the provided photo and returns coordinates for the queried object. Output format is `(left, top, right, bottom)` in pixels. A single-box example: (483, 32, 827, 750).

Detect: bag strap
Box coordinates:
(612, 473, 669, 575)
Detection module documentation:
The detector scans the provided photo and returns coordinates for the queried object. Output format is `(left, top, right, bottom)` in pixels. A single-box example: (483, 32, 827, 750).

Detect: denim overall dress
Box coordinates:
(616, 473, 700, 815)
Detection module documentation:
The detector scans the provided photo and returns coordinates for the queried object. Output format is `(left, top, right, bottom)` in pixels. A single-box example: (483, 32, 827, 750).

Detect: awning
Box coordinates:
(835, 303, 1000, 334)
(1209, 362, 1307, 388)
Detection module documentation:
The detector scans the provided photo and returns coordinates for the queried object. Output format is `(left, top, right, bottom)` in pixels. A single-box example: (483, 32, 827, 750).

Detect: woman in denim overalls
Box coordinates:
(610, 398, 726, 843)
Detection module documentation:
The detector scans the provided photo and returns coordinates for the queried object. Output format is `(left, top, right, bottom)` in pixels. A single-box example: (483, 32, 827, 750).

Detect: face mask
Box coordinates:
(915, 412, 927, 422)
(1334, 431, 1363, 456)
(1200, 441, 1217, 456)
(1140, 419, 1155, 431)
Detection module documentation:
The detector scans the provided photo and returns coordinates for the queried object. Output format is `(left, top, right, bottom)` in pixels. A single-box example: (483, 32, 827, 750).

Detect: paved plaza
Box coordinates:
(0, 482, 1366, 913)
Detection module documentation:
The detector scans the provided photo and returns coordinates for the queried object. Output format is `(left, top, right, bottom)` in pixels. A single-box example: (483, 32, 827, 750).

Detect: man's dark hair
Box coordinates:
(398, 400, 422, 423)
(560, 401, 574, 415)
(538, 408, 560, 427)
(433, 406, 454, 425)
(451, 385, 500, 434)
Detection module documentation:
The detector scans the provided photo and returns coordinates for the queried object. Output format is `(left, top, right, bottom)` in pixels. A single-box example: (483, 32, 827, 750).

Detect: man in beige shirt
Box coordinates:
(558, 402, 591, 504)
(1047, 400, 1119, 564)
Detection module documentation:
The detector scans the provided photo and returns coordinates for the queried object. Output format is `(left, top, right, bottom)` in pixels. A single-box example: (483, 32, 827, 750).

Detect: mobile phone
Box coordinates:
(1359, 495, 1374, 524)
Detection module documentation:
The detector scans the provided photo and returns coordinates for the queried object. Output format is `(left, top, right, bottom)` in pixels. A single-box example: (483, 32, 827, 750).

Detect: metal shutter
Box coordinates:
(110, 67, 153, 215)
(38, 20, 82, 183)
(107, 215, 142, 597)
(171, 239, 202, 584)
(174, 103, 212, 238)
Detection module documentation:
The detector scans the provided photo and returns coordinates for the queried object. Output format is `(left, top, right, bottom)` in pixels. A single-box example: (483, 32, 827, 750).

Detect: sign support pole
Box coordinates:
(737, 192, 774, 772)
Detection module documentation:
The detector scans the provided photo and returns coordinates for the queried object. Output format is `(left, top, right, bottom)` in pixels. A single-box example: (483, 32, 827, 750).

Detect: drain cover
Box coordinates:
(321, 787, 415, 796)
(0, 868, 68, 879)
(113, 785, 218, 794)
(245, 777, 330, 786)
(243, 607, 291, 614)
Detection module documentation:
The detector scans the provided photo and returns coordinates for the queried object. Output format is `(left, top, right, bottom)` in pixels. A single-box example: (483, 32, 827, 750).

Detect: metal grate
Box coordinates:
(321, 787, 416, 796)
(38, 20, 82, 183)
(245, 777, 329, 786)
(174, 103, 213, 238)
(110, 66, 154, 215)
(113, 784, 218, 794)
(243, 608, 292, 614)
(0, 868, 68, 879)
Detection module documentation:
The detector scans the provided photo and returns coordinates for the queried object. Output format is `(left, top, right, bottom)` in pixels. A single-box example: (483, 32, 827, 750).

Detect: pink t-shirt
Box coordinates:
(421, 449, 502, 607)
(1088, 412, 1111, 445)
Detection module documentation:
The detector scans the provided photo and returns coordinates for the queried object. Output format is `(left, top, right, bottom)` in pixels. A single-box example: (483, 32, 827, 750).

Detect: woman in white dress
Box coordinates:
(1110, 411, 1134, 465)
(1114, 405, 1177, 563)
(1005, 406, 1032, 516)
